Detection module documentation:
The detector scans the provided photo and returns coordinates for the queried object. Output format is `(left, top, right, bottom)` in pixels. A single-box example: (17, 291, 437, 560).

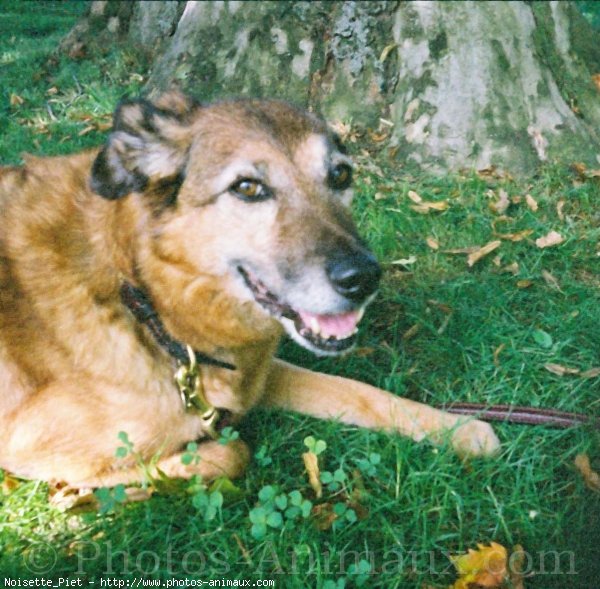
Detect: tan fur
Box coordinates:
(0, 94, 499, 487)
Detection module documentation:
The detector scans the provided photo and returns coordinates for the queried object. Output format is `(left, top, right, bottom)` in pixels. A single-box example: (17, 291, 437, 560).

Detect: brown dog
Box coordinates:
(0, 92, 499, 487)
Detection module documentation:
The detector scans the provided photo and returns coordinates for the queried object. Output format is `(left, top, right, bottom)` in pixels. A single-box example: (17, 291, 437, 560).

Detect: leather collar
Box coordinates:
(120, 282, 236, 371)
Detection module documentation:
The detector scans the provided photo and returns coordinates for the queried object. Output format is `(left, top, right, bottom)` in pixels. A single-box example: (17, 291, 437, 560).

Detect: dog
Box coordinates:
(0, 92, 499, 487)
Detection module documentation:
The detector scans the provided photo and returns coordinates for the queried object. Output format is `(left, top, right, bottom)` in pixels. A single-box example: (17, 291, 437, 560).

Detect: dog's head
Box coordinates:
(90, 92, 381, 356)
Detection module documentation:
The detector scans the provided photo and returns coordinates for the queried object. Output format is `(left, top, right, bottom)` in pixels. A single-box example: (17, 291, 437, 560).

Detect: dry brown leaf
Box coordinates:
(467, 241, 502, 267)
(312, 502, 337, 530)
(544, 363, 580, 376)
(496, 229, 533, 242)
(49, 485, 98, 511)
(124, 487, 153, 502)
(574, 454, 600, 492)
(516, 280, 533, 289)
(489, 189, 510, 214)
(407, 190, 422, 203)
(593, 73, 600, 92)
(556, 200, 566, 221)
(303, 451, 322, 498)
(1, 473, 21, 494)
(501, 262, 520, 275)
(535, 231, 564, 248)
(10, 93, 24, 106)
(46, 86, 59, 96)
(525, 194, 538, 212)
(402, 323, 421, 341)
(410, 200, 449, 214)
(78, 125, 95, 137)
(428, 299, 453, 314)
(426, 236, 439, 250)
(581, 367, 600, 378)
(443, 247, 480, 255)
(541, 270, 561, 291)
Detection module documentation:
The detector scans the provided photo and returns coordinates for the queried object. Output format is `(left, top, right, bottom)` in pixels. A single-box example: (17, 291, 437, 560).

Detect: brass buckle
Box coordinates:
(174, 345, 219, 439)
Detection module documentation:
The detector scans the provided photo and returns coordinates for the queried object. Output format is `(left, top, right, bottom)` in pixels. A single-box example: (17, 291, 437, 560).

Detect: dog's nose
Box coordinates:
(326, 251, 382, 302)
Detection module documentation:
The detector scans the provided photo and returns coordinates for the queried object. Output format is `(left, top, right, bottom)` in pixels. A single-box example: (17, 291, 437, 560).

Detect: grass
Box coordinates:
(1, 3, 599, 587)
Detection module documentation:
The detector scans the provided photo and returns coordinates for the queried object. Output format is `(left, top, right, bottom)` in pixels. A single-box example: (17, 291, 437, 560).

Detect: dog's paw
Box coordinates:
(451, 419, 500, 457)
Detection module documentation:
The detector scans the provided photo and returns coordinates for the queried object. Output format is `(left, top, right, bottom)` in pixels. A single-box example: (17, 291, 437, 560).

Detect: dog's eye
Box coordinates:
(327, 164, 353, 190)
(230, 178, 273, 202)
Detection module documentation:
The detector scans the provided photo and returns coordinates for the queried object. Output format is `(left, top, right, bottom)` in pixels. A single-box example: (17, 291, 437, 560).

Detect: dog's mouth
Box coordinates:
(238, 266, 364, 355)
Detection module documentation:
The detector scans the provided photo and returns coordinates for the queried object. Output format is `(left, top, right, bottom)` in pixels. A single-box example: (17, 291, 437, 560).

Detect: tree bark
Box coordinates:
(59, 0, 600, 174)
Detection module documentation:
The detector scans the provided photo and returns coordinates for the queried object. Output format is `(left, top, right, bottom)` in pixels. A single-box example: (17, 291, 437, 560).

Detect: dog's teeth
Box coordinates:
(309, 317, 321, 335)
(357, 307, 365, 322)
(351, 327, 358, 335)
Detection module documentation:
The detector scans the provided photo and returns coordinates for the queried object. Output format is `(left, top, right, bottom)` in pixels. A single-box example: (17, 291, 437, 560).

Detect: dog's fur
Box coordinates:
(0, 92, 499, 487)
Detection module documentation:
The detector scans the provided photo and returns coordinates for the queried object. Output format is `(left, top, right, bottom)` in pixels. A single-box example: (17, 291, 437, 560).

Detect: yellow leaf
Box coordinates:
(535, 231, 564, 248)
(402, 323, 421, 341)
(450, 542, 508, 588)
(501, 262, 520, 275)
(379, 43, 398, 62)
(467, 241, 502, 267)
(410, 200, 449, 214)
(303, 451, 322, 498)
(574, 454, 600, 492)
(516, 279, 533, 289)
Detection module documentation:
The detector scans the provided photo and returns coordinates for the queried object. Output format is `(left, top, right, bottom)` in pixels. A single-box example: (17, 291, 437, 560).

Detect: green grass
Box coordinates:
(1, 4, 599, 588)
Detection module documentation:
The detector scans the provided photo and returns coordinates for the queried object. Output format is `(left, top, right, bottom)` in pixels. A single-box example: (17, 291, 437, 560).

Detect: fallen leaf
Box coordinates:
(516, 279, 533, 289)
(443, 247, 480, 255)
(353, 346, 375, 357)
(390, 255, 417, 266)
(9, 93, 24, 106)
(541, 270, 561, 291)
(407, 190, 422, 203)
(379, 42, 398, 62)
(449, 542, 508, 588)
(426, 236, 439, 250)
(593, 74, 600, 92)
(581, 367, 600, 378)
(501, 262, 520, 275)
(49, 485, 99, 511)
(402, 324, 421, 341)
(1, 473, 21, 494)
(467, 241, 502, 267)
(493, 344, 505, 366)
(496, 229, 533, 242)
(535, 231, 564, 248)
(489, 189, 510, 214)
(556, 200, 566, 221)
(525, 194, 538, 212)
(312, 502, 337, 530)
(78, 125, 95, 137)
(544, 363, 580, 376)
(410, 200, 449, 214)
(303, 451, 322, 498)
(427, 299, 453, 314)
(574, 454, 600, 492)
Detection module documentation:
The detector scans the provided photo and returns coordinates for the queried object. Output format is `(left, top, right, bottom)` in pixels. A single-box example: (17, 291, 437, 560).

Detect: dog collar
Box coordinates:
(120, 282, 236, 371)
(120, 282, 236, 439)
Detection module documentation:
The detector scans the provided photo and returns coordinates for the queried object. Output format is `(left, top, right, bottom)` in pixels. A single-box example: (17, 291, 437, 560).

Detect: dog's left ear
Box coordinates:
(90, 91, 197, 200)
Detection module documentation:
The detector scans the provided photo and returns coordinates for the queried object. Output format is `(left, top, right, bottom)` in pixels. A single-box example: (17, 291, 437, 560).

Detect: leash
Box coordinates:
(120, 282, 235, 439)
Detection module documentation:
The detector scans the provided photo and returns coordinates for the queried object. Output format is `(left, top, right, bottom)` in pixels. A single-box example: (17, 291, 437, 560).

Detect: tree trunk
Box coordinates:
(59, 0, 600, 174)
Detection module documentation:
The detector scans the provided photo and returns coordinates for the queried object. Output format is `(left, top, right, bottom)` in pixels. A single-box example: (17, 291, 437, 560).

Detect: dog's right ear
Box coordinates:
(90, 92, 197, 200)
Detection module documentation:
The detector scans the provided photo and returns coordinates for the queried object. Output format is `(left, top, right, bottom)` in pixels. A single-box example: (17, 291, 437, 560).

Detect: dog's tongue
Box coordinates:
(298, 309, 361, 339)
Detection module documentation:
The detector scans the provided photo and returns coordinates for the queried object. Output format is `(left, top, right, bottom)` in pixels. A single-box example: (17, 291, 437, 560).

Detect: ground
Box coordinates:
(0, 3, 599, 587)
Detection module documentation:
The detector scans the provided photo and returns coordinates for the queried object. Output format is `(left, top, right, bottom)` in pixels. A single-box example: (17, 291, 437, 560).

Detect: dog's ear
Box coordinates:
(90, 92, 197, 200)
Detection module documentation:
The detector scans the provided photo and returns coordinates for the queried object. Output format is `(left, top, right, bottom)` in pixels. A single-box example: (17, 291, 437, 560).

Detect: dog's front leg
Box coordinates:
(262, 360, 500, 457)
